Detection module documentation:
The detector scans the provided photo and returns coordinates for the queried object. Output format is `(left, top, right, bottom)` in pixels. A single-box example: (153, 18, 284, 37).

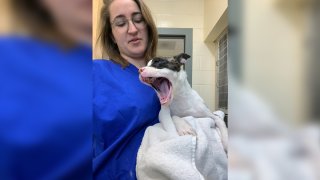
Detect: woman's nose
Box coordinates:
(127, 21, 138, 34)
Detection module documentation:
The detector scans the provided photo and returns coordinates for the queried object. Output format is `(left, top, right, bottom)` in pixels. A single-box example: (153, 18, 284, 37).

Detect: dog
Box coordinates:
(139, 53, 228, 152)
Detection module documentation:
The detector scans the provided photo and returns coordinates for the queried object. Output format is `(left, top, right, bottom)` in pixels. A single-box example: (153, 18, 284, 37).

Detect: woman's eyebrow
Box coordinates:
(112, 12, 143, 23)
(113, 12, 142, 19)
(132, 12, 142, 16)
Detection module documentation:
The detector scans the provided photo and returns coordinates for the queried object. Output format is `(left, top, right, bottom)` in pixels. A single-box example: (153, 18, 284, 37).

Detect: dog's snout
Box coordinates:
(139, 67, 145, 74)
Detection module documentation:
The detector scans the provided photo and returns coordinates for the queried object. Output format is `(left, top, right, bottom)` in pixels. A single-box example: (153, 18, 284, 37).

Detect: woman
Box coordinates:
(93, 0, 160, 179)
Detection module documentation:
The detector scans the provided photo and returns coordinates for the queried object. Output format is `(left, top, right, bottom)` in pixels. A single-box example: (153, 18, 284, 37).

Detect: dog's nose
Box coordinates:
(139, 67, 144, 74)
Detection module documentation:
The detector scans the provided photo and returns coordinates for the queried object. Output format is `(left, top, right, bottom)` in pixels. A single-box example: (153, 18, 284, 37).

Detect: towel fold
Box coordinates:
(136, 114, 227, 180)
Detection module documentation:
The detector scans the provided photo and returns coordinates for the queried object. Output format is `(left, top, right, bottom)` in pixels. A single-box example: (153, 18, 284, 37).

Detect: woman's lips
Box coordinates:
(129, 38, 141, 44)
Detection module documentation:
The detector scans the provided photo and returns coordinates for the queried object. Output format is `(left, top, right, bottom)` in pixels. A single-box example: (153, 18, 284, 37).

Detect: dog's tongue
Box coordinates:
(159, 79, 172, 104)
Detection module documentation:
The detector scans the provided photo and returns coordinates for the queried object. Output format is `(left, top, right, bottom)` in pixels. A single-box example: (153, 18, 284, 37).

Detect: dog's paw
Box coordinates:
(177, 127, 197, 136)
(172, 116, 197, 136)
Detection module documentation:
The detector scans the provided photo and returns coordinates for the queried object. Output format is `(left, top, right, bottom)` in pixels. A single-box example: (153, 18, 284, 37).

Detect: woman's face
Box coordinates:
(41, 0, 92, 35)
(109, 0, 149, 60)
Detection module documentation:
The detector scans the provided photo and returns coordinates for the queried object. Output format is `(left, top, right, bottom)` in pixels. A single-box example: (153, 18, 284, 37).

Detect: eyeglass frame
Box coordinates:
(110, 13, 147, 31)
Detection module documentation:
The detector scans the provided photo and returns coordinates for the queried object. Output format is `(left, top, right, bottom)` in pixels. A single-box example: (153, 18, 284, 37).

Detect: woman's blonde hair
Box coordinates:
(97, 0, 158, 67)
(9, 0, 77, 46)
(10, 0, 54, 37)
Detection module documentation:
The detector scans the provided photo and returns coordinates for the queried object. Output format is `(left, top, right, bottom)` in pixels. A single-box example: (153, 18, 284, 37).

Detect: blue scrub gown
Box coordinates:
(93, 60, 160, 180)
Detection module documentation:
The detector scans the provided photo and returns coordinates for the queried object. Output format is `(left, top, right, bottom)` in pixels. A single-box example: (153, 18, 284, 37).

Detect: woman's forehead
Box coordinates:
(109, 0, 140, 19)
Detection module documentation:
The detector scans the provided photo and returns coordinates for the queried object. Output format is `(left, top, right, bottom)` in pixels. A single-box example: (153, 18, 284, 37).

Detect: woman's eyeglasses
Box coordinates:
(111, 13, 146, 31)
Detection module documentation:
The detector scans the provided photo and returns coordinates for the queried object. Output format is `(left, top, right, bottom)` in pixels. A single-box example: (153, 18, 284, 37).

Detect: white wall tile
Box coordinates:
(192, 85, 215, 111)
(193, 70, 214, 85)
(193, 43, 213, 56)
(146, 1, 203, 16)
(202, 85, 215, 103)
(193, 28, 204, 43)
(192, 55, 201, 71)
(154, 14, 203, 28)
(200, 55, 214, 71)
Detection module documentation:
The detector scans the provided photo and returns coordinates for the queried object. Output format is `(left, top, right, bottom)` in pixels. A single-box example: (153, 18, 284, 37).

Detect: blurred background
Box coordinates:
(229, 0, 320, 179)
(229, 0, 319, 124)
(0, 0, 92, 179)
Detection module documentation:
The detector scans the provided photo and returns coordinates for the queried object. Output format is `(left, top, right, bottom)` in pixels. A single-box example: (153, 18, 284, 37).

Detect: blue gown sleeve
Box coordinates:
(0, 36, 92, 179)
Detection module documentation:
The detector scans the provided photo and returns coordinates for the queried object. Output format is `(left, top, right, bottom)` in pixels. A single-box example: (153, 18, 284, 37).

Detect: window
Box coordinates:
(157, 35, 185, 58)
(216, 31, 228, 113)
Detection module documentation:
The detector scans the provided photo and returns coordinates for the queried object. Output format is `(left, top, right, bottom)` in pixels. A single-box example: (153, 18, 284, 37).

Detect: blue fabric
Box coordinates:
(93, 60, 160, 180)
(0, 36, 92, 179)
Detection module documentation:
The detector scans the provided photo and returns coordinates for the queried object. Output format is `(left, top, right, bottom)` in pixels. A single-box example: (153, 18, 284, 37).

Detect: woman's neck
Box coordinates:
(121, 54, 146, 68)
(60, 25, 92, 46)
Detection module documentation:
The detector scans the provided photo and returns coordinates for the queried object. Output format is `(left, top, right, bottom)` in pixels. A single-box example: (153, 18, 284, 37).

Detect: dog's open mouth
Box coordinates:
(141, 76, 172, 105)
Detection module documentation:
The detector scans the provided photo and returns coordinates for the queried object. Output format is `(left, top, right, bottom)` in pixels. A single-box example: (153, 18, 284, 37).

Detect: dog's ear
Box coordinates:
(174, 53, 190, 64)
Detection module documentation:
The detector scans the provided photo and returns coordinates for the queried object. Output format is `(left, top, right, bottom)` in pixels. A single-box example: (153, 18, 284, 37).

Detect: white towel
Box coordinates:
(136, 115, 227, 180)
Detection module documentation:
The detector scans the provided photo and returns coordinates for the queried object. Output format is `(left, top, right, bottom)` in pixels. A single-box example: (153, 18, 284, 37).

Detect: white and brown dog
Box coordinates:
(139, 53, 228, 152)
